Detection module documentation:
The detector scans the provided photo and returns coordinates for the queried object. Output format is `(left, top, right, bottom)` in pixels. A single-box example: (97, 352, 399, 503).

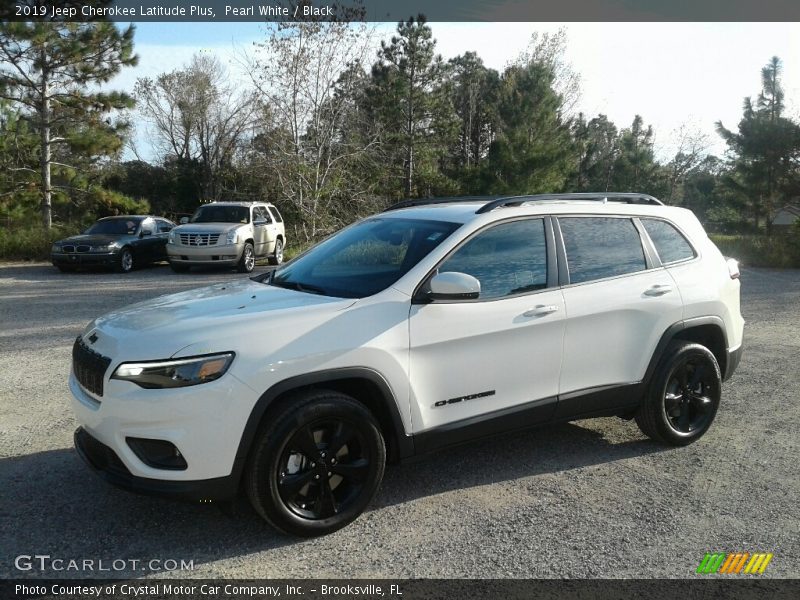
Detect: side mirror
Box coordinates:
(179, 217, 189, 224)
(427, 271, 480, 301)
(139, 229, 152, 237)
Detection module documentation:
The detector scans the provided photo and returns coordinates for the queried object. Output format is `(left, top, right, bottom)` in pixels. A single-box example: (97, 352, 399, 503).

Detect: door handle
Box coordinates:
(644, 284, 673, 296)
(522, 305, 559, 317)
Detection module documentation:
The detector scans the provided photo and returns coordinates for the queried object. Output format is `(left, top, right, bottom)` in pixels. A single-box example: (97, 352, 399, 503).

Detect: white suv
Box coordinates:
(167, 201, 285, 273)
(70, 193, 744, 536)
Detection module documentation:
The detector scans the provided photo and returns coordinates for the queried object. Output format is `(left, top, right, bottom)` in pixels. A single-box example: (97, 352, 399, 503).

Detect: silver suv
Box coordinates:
(167, 201, 286, 273)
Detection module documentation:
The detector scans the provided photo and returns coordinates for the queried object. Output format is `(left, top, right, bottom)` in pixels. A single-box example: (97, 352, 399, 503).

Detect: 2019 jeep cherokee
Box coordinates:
(70, 193, 744, 536)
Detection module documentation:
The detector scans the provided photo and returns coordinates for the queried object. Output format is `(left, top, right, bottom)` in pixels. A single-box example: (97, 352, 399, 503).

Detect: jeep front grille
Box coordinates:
(179, 233, 220, 246)
(72, 336, 111, 397)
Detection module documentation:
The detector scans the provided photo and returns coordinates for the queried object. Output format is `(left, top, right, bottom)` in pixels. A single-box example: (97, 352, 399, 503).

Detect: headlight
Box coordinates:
(168, 231, 176, 244)
(111, 352, 234, 389)
(51, 244, 61, 253)
(90, 244, 113, 253)
(226, 230, 238, 244)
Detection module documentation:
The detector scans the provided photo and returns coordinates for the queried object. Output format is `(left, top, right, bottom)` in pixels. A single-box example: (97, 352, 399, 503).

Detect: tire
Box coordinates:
(237, 242, 255, 273)
(245, 390, 386, 537)
(268, 238, 284, 266)
(169, 261, 190, 273)
(115, 247, 134, 273)
(635, 341, 721, 446)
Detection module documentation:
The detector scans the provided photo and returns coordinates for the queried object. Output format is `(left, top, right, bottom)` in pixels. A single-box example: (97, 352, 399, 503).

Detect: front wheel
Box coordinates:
(237, 242, 255, 273)
(245, 390, 386, 537)
(115, 248, 134, 273)
(268, 238, 284, 266)
(635, 341, 721, 446)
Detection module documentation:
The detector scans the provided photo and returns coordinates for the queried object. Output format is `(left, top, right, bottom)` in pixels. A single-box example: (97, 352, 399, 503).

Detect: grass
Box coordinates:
(0, 224, 81, 261)
(710, 233, 800, 269)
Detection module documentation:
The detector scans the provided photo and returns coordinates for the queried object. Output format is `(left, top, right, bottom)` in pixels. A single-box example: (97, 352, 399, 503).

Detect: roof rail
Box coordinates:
(383, 196, 501, 212)
(476, 192, 663, 214)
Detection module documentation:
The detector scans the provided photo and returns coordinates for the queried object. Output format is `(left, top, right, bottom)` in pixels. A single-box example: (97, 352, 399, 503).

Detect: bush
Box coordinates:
(710, 231, 800, 268)
(0, 224, 81, 261)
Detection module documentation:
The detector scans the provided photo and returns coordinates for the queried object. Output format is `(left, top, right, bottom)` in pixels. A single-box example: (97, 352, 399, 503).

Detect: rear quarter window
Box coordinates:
(641, 218, 696, 264)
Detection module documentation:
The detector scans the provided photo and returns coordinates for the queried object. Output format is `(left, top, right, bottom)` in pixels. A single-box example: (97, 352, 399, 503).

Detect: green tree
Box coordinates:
(447, 52, 500, 174)
(610, 115, 663, 194)
(480, 58, 574, 194)
(571, 113, 619, 192)
(717, 57, 800, 234)
(0, 11, 138, 228)
(367, 15, 458, 198)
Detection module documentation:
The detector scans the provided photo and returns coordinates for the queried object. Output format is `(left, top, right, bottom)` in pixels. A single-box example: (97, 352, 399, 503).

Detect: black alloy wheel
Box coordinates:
(245, 390, 385, 536)
(635, 341, 722, 446)
(663, 357, 717, 435)
(277, 419, 371, 520)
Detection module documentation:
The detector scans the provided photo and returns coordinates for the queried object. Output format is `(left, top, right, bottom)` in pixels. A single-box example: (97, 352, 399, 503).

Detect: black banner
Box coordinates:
(3, 579, 800, 600)
(4, 0, 800, 22)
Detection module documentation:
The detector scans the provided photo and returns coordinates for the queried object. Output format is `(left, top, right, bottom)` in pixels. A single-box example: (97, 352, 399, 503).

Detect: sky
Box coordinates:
(114, 21, 800, 162)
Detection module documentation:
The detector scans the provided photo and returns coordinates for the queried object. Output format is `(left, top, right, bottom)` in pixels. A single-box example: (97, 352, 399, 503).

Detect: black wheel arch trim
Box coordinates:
(231, 367, 414, 485)
(643, 316, 734, 384)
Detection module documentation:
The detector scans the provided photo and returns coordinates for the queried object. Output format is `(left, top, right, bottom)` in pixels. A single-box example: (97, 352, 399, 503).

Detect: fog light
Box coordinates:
(126, 437, 188, 470)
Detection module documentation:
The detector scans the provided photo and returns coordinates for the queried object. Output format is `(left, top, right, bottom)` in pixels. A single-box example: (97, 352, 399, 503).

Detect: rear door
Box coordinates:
(555, 215, 683, 417)
(408, 217, 565, 435)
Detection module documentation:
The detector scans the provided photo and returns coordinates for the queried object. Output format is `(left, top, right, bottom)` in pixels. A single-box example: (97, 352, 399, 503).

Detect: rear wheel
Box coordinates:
(245, 390, 386, 537)
(635, 341, 721, 446)
(268, 238, 284, 266)
(237, 242, 255, 273)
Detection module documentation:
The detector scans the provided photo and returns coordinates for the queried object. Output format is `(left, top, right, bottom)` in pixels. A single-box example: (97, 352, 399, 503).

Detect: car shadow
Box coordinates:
(0, 420, 665, 578)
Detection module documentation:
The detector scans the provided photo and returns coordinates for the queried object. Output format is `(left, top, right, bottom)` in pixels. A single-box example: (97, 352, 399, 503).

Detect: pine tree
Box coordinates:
(367, 15, 457, 198)
(0, 14, 138, 228)
(717, 56, 800, 234)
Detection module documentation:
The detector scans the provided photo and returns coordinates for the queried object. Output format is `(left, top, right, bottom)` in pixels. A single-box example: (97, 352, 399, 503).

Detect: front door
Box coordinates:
(252, 206, 270, 256)
(408, 218, 565, 437)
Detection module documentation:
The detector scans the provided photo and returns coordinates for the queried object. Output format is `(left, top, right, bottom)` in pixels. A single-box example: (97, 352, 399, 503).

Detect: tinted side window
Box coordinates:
(642, 218, 695, 264)
(156, 219, 173, 233)
(268, 206, 283, 223)
(440, 219, 547, 300)
(559, 217, 646, 284)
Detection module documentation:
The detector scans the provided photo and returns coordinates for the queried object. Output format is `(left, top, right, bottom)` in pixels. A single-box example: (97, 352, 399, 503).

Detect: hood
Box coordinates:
(84, 279, 355, 359)
(57, 234, 125, 245)
(172, 222, 242, 234)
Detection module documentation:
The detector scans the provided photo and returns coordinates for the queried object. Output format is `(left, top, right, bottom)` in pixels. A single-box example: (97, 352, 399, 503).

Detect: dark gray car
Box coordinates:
(51, 216, 175, 273)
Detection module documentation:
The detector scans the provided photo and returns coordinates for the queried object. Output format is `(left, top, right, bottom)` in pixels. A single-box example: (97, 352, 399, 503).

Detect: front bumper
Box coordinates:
(69, 369, 256, 483)
(74, 427, 237, 502)
(52, 251, 117, 266)
(167, 243, 241, 265)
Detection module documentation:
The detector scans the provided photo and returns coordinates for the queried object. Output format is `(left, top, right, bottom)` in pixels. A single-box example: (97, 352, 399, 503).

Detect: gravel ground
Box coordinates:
(0, 262, 798, 579)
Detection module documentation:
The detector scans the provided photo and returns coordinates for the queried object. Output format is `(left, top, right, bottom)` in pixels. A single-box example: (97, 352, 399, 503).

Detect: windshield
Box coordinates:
(270, 218, 460, 298)
(84, 218, 141, 235)
(191, 205, 250, 224)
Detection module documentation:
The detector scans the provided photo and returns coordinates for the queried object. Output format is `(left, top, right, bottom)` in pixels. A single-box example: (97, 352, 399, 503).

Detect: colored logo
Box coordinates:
(697, 552, 773, 575)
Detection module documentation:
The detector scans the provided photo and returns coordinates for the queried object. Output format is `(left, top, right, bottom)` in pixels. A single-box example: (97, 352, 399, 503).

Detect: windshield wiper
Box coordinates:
(270, 279, 327, 296)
